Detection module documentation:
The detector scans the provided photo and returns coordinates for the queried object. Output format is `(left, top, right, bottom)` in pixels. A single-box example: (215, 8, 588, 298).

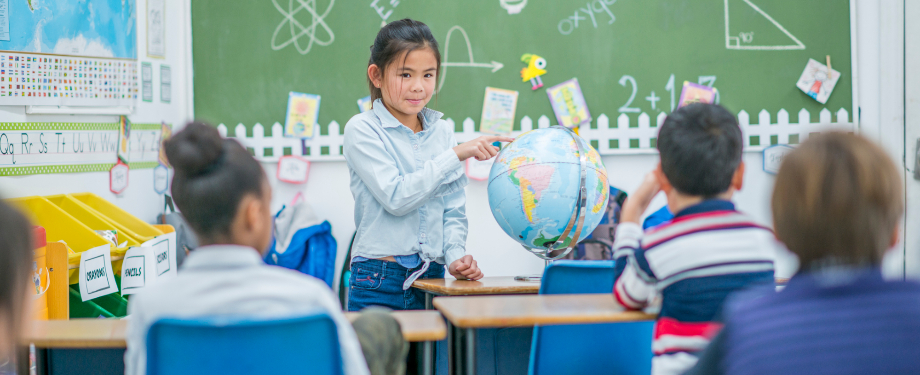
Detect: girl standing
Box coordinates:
(344, 19, 512, 311)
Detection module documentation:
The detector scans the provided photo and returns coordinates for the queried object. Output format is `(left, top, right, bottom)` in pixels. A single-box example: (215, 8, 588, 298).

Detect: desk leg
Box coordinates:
(422, 341, 434, 375)
(33, 348, 48, 375)
(464, 328, 476, 375)
(425, 292, 433, 310)
(447, 320, 455, 375)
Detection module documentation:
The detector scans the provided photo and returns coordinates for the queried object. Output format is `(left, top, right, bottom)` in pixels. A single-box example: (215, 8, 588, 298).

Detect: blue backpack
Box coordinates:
(263, 202, 337, 288)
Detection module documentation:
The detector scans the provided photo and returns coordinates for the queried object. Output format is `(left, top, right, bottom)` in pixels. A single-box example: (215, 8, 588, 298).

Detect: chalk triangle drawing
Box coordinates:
(724, 0, 805, 50)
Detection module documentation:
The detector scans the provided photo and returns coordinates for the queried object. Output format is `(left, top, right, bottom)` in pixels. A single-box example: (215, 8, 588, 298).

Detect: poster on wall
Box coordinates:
(147, 0, 166, 58)
(0, 122, 167, 176)
(0, 0, 137, 107)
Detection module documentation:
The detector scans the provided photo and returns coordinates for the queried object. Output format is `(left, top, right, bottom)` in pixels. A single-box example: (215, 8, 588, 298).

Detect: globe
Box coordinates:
(488, 126, 610, 258)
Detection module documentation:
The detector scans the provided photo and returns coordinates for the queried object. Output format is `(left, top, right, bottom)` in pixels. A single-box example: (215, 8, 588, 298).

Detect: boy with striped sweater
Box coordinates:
(612, 104, 776, 375)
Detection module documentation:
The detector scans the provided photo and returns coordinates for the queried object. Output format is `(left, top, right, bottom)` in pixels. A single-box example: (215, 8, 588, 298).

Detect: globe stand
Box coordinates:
(514, 126, 591, 283)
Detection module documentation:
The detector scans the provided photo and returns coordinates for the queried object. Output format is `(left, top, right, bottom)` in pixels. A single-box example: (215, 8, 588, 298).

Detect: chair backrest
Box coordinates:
(529, 260, 654, 375)
(147, 313, 344, 375)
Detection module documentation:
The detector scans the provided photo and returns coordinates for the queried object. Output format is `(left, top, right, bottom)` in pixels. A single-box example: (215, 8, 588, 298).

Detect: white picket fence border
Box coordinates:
(217, 108, 854, 162)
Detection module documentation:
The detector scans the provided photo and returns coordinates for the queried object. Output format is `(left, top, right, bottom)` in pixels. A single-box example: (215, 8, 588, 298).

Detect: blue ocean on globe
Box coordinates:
(487, 127, 610, 250)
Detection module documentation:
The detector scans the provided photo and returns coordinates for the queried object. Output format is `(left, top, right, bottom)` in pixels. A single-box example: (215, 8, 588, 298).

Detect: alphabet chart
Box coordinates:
(0, 52, 138, 106)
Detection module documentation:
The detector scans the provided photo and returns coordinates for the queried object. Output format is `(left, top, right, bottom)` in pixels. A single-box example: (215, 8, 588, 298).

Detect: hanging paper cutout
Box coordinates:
(796, 58, 841, 104)
(678, 81, 718, 108)
(520, 54, 547, 90)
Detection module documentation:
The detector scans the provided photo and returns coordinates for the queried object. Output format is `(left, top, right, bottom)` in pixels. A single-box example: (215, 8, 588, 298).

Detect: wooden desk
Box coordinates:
(344, 311, 446, 342)
(412, 276, 540, 309)
(433, 294, 655, 375)
(26, 311, 444, 346)
(27, 319, 128, 349)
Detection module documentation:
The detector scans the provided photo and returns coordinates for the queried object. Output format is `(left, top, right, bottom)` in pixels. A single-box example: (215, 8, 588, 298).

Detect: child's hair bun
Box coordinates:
(164, 122, 224, 177)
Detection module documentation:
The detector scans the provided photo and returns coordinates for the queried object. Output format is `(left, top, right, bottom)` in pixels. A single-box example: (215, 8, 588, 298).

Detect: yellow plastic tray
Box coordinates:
(69, 193, 164, 243)
(9, 196, 125, 284)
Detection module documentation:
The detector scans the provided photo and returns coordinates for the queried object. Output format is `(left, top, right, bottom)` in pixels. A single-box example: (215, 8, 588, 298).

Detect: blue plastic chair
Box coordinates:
(146, 313, 344, 375)
(528, 260, 654, 375)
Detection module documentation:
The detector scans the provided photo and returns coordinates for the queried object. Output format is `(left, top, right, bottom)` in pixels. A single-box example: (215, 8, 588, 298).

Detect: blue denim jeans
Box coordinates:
(347, 259, 445, 311)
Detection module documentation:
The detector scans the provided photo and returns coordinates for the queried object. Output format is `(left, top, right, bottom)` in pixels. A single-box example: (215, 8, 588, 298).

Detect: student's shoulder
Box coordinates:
(643, 210, 770, 249)
(344, 110, 382, 136)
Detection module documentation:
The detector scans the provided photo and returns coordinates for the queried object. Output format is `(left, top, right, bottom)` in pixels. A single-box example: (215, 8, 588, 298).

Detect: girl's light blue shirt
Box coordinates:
(343, 99, 469, 288)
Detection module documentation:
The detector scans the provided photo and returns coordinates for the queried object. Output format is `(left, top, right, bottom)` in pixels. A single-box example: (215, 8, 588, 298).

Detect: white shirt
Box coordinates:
(124, 245, 369, 375)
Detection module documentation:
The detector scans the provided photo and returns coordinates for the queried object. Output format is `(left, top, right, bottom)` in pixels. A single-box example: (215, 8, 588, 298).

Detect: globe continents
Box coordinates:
(487, 127, 610, 252)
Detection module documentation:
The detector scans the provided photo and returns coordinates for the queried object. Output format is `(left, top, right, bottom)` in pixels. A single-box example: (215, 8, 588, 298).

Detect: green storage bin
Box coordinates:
(68, 276, 129, 318)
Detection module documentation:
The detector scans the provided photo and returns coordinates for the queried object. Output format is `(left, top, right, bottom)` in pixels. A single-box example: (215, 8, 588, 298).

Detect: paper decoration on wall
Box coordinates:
(466, 158, 493, 181)
(546, 78, 591, 129)
(276, 155, 311, 184)
(285, 92, 321, 139)
(763, 144, 795, 174)
(520, 54, 547, 90)
(143, 232, 177, 280)
(141, 62, 153, 102)
(154, 164, 169, 194)
(160, 65, 171, 103)
(357, 96, 373, 113)
(0, 53, 138, 106)
(159, 123, 172, 167)
(678, 82, 718, 108)
(110, 160, 129, 194)
(480, 87, 519, 135)
(796, 58, 841, 105)
(118, 116, 131, 164)
(147, 0, 165, 58)
(78, 245, 119, 301)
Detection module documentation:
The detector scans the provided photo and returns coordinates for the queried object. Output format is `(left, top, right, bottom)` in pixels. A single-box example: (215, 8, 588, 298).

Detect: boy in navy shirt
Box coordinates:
(686, 132, 916, 375)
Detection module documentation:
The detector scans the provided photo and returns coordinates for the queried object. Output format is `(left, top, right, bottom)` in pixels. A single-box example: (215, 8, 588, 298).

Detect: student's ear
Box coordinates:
(654, 163, 673, 194)
(731, 161, 746, 191)
(890, 225, 901, 249)
(368, 64, 382, 88)
(245, 196, 268, 235)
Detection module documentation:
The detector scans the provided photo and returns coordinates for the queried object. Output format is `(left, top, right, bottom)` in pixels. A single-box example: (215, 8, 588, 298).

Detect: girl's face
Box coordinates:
(374, 48, 438, 125)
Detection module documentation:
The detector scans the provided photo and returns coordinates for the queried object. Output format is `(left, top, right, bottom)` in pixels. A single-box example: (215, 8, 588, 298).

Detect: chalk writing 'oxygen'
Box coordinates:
(558, 0, 617, 35)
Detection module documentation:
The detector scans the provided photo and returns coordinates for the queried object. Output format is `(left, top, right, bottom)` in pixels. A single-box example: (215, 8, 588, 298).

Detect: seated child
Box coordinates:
(685, 132, 916, 375)
(0, 199, 37, 374)
(125, 123, 397, 375)
(613, 104, 776, 375)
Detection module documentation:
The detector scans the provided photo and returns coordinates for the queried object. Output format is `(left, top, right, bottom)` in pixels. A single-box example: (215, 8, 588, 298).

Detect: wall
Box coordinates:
(2, 0, 908, 290)
(264, 0, 905, 289)
(856, 0, 908, 278)
(904, 0, 920, 277)
(0, 0, 193, 224)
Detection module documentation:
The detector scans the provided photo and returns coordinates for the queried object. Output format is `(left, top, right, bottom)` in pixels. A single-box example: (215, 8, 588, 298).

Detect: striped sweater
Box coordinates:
(612, 200, 776, 375)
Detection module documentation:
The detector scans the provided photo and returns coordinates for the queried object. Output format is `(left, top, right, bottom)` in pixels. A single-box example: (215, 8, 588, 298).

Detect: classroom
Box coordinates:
(0, 0, 918, 374)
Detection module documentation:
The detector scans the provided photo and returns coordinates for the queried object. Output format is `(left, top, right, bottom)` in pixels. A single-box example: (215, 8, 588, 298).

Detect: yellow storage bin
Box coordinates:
(9, 196, 125, 284)
(46, 194, 142, 279)
(69, 193, 164, 243)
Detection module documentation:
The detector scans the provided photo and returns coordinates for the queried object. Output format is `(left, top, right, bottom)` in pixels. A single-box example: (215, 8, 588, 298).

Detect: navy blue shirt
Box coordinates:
(686, 268, 920, 375)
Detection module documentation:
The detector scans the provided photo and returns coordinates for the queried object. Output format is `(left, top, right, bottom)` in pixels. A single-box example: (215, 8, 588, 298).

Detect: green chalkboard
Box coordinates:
(192, 0, 854, 134)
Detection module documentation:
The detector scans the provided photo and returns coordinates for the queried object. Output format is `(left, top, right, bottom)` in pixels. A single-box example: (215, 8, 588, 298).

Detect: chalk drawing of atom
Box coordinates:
(271, 0, 335, 55)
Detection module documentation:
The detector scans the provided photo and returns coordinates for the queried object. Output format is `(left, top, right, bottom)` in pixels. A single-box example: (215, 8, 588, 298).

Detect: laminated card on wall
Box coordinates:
(480, 87, 519, 135)
(285, 92, 320, 139)
(546, 78, 591, 129)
